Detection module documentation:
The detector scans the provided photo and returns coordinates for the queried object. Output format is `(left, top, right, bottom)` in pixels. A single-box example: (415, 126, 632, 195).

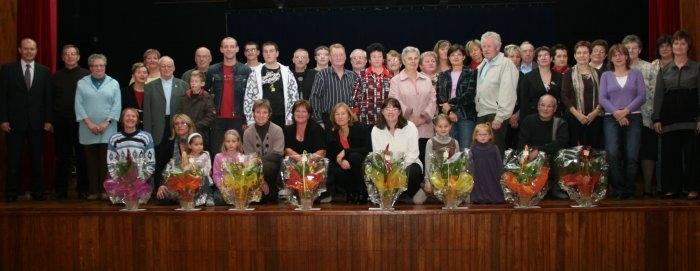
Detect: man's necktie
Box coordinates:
(25, 64, 32, 90)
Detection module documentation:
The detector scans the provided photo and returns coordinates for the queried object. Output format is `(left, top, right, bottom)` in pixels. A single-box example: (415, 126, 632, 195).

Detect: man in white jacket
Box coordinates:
(243, 41, 299, 127)
(475, 31, 519, 152)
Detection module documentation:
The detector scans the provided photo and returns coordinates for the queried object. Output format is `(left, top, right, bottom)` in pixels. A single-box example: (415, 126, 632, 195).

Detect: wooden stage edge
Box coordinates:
(1, 198, 699, 271)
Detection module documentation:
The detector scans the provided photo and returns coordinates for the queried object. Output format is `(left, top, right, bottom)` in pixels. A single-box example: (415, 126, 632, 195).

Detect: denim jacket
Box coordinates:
(206, 62, 252, 117)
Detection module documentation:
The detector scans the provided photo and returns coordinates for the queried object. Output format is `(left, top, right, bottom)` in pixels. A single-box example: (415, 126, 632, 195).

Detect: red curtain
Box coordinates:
(18, 0, 57, 72)
(17, 0, 57, 191)
(648, 0, 680, 60)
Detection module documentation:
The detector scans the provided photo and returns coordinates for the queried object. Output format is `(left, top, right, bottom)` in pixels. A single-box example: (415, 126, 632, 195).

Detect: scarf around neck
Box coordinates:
(571, 64, 599, 114)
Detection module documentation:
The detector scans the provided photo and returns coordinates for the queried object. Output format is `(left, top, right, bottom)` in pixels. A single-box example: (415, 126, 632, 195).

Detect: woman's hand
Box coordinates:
(409, 115, 424, 126)
(440, 103, 451, 114)
(584, 110, 599, 125)
(156, 185, 168, 199)
(617, 117, 629, 127)
(423, 182, 433, 194)
(448, 111, 458, 123)
(509, 113, 520, 128)
(653, 122, 663, 134)
(339, 159, 351, 170)
(336, 150, 345, 163)
(261, 181, 269, 195)
(612, 108, 629, 121)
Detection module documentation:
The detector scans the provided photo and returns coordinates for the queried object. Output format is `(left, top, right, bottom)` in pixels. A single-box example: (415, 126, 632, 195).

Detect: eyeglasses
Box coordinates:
(174, 121, 188, 126)
(160, 65, 174, 69)
(245, 48, 257, 52)
(351, 56, 366, 60)
(383, 107, 399, 113)
(90, 64, 105, 68)
(294, 56, 307, 59)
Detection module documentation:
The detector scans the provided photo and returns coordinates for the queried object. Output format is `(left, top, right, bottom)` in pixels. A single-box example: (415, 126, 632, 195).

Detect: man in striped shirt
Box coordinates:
(310, 43, 359, 129)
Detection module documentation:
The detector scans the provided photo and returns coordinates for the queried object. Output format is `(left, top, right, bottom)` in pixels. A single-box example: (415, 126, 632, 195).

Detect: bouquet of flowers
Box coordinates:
(428, 147, 474, 209)
(501, 145, 550, 208)
(554, 146, 608, 207)
(103, 151, 152, 210)
(363, 145, 408, 210)
(282, 151, 329, 209)
(163, 153, 205, 210)
(219, 154, 264, 210)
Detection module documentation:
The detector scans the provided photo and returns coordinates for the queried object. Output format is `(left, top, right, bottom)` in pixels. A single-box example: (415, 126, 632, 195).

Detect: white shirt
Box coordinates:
(371, 121, 422, 170)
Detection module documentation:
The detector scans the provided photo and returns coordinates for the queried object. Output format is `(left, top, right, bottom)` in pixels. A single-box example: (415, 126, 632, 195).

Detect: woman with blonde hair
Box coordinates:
(326, 102, 372, 203)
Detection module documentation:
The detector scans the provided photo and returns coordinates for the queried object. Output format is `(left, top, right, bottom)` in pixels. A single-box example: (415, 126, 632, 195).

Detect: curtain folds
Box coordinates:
(648, 0, 680, 60)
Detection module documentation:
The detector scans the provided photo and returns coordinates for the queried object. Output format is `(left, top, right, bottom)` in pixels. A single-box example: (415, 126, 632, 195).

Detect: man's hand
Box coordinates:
(491, 119, 503, 130)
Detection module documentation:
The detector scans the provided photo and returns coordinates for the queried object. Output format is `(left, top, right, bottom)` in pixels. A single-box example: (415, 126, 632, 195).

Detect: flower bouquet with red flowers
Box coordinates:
(501, 145, 550, 208)
(554, 146, 608, 207)
(363, 145, 407, 210)
(103, 151, 152, 211)
(428, 147, 474, 209)
(282, 151, 329, 210)
(220, 154, 263, 210)
(163, 154, 204, 211)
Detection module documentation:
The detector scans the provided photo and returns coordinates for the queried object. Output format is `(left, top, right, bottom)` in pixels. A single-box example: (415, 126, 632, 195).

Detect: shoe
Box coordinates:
(318, 192, 332, 203)
(346, 193, 356, 204)
(100, 193, 110, 200)
(86, 194, 99, 200)
(661, 192, 679, 199)
(277, 188, 291, 203)
(687, 191, 699, 200)
(412, 189, 428, 205)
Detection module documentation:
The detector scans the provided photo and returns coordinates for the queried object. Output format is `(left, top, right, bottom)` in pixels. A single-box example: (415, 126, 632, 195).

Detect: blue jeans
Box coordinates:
(603, 114, 642, 196)
(451, 114, 475, 150)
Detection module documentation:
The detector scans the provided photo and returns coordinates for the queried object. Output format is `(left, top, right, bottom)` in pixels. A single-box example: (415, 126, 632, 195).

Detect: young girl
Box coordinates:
(418, 114, 460, 204)
(469, 124, 505, 204)
(185, 133, 214, 206)
(212, 129, 242, 192)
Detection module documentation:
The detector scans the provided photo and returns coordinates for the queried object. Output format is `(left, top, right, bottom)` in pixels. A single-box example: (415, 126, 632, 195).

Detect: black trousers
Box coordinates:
(53, 115, 87, 194)
(5, 128, 44, 197)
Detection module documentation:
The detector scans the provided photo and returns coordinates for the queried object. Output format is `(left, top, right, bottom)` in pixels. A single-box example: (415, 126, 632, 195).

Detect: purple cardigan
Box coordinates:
(598, 69, 645, 113)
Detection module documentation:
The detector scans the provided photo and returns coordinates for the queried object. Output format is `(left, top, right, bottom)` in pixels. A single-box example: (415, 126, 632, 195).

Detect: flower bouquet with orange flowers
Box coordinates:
(163, 154, 205, 211)
(554, 146, 608, 207)
(501, 146, 550, 208)
(220, 154, 263, 210)
(282, 151, 329, 210)
(428, 147, 474, 209)
(363, 145, 407, 210)
(103, 151, 152, 211)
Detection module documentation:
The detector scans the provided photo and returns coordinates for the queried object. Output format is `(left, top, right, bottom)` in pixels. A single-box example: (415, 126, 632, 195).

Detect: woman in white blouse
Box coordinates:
(371, 97, 423, 203)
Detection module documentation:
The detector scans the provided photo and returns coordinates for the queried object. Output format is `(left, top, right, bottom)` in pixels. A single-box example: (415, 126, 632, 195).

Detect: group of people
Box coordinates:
(1, 29, 698, 205)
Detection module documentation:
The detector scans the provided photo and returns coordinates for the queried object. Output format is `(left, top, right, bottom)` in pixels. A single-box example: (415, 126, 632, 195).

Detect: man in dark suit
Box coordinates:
(0, 38, 53, 202)
(142, 56, 188, 188)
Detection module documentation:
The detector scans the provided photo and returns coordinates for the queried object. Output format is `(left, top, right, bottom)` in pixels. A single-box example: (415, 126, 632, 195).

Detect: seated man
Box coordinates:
(518, 94, 570, 199)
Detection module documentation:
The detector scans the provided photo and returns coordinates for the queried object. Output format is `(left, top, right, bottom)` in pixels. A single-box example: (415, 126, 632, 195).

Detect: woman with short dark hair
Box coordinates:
(371, 97, 423, 204)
